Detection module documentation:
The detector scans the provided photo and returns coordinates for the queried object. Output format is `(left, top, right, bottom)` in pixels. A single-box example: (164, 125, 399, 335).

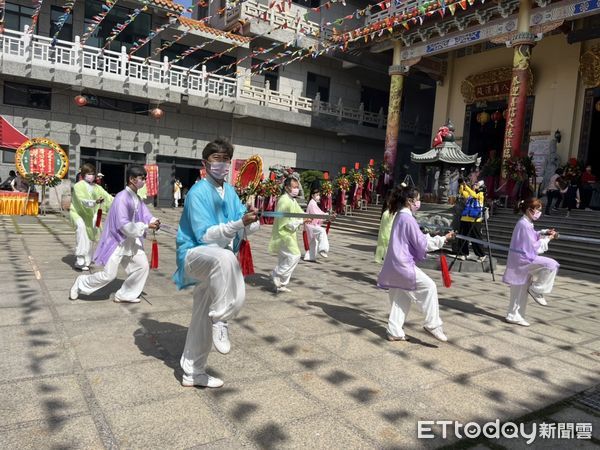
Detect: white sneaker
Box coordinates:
(319, 251, 328, 258)
(457, 255, 466, 261)
(386, 333, 408, 342)
(277, 286, 292, 293)
(212, 321, 231, 354)
(506, 317, 530, 327)
(271, 272, 281, 289)
(528, 288, 547, 306)
(424, 326, 448, 342)
(74, 265, 89, 271)
(69, 278, 80, 300)
(478, 255, 487, 263)
(113, 296, 141, 303)
(181, 372, 224, 388)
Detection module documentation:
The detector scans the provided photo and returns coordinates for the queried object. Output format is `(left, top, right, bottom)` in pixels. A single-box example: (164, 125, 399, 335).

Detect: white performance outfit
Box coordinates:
(180, 184, 259, 377)
(386, 235, 446, 339)
(74, 189, 157, 301)
(506, 264, 557, 323)
(74, 217, 94, 268)
(273, 247, 301, 288)
(304, 226, 329, 261)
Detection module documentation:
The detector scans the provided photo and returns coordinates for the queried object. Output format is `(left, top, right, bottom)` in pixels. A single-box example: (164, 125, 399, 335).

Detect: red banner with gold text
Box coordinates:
(144, 164, 159, 197)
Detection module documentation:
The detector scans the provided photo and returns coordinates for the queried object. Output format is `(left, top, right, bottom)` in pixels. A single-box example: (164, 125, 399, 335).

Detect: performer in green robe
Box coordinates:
(268, 176, 304, 293)
(69, 163, 113, 270)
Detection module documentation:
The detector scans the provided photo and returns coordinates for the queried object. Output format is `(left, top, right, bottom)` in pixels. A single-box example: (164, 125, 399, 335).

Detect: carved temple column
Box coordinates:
(502, 0, 535, 177)
(383, 40, 408, 177)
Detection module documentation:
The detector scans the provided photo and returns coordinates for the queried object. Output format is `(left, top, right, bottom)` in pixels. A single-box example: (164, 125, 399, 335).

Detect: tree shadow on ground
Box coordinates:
(440, 297, 506, 322)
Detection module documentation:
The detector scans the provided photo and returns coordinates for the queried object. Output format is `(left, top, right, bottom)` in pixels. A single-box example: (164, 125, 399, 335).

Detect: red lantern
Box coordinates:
(369, 159, 374, 166)
(354, 162, 360, 170)
(341, 166, 346, 174)
(323, 171, 329, 180)
(150, 107, 164, 120)
(74, 95, 87, 107)
(491, 110, 503, 128)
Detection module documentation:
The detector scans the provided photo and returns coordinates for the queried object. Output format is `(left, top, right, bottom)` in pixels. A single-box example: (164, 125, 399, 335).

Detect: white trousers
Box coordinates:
(74, 218, 94, 268)
(75, 246, 149, 301)
(387, 267, 443, 338)
(180, 246, 246, 376)
(506, 263, 557, 322)
(272, 248, 300, 288)
(304, 226, 330, 261)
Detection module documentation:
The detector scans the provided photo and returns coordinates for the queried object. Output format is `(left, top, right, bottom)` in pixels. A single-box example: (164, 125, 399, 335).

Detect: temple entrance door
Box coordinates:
(462, 101, 507, 166)
(578, 88, 600, 175)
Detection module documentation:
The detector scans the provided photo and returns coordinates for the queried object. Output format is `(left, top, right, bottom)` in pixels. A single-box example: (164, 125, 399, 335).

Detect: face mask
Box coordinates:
(531, 210, 542, 221)
(207, 162, 230, 180)
(410, 200, 421, 212)
(134, 178, 145, 190)
(290, 188, 300, 197)
(84, 174, 95, 184)
(313, 195, 321, 202)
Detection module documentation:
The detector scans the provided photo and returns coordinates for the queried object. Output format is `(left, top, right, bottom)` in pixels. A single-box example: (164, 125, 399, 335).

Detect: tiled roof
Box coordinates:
(178, 17, 252, 43)
(150, 0, 184, 13)
(411, 142, 478, 164)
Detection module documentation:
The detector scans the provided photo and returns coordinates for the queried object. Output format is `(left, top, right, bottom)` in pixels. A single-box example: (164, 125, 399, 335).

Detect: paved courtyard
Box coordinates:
(0, 210, 599, 449)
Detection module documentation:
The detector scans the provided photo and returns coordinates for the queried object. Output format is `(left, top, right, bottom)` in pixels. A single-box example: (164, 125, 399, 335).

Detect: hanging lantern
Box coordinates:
(369, 159, 374, 166)
(595, 100, 600, 112)
(354, 162, 360, 170)
(74, 95, 87, 107)
(341, 166, 346, 174)
(150, 107, 164, 120)
(491, 110, 503, 127)
(477, 111, 490, 128)
(323, 171, 329, 180)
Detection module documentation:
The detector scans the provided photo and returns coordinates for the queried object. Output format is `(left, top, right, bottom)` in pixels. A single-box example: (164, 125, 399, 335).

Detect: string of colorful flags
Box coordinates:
(103, 0, 149, 50)
(81, 0, 117, 46)
(28, 0, 44, 35)
(128, 16, 176, 56)
(50, 0, 76, 46)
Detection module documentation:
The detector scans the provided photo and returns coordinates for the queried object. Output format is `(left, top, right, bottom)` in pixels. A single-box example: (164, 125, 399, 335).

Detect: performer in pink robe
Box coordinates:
(377, 185, 454, 342)
(502, 197, 559, 326)
(304, 188, 335, 261)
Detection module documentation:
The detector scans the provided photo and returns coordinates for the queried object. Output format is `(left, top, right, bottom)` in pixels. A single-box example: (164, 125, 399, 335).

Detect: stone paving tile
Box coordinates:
(106, 396, 231, 449)
(0, 415, 104, 449)
(513, 357, 600, 393)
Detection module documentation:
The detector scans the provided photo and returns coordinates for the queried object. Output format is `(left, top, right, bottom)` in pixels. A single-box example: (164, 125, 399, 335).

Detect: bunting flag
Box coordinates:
(28, 0, 44, 35)
(103, 1, 149, 50)
(145, 29, 190, 64)
(50, 0, 76, 46)
(81, 0, 117, 46)
(129, 18, 174, 56)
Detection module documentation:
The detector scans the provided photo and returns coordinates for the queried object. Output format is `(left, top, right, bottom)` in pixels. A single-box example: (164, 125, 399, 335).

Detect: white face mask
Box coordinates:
(134, 179, 145, 190)
(313, 195, 321, 202)
(207, 162, 230, 180)
(531, 210, 542, 221)
(84, 174, 96, 184)
(290, 187, 300, 197)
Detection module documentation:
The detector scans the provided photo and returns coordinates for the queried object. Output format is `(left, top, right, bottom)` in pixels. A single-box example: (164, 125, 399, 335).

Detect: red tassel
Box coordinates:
(237, 239, 254, 276)
(325, 221, 331, 235)
(302, 229, 310, 251)
(150, 238, 159, 269)
(95, 208, 103, 228)
(440, 254, 452, 288)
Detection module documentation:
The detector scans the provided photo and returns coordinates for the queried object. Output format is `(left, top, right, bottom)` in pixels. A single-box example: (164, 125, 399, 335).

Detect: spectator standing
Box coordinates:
(580, 165, 597, 210)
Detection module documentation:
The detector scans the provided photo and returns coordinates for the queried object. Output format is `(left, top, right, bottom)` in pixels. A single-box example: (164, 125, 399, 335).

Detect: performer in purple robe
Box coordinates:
(377, 185, 454, 342)
(69, 165, 160, 303)
(502, 197, 559, 326)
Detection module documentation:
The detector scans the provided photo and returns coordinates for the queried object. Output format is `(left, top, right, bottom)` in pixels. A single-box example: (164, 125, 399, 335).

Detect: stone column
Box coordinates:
(383, 40, 408, 176)
(502, 0, 535, 177)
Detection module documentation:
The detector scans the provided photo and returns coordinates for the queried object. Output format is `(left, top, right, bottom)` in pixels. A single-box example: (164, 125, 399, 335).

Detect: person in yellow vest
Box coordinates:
(69, 163, 113, 270)
(456, 179, 487, 262)
(269, 176, 306, 293)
